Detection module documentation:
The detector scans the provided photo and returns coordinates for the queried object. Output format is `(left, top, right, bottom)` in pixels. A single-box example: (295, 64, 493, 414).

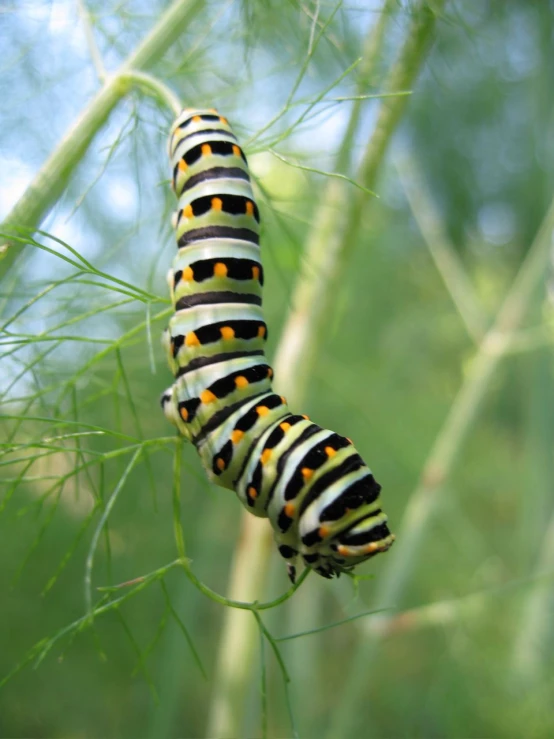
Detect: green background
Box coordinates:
(1, 1, 553, 737)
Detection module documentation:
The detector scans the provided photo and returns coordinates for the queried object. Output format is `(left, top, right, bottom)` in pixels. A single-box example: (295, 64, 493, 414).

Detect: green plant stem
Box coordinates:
(357, 570, 554, 639)
(334, 0, 397, 175)
(327, 193, 554, 738)
(510, 506, 554, 685)
(395, 154, 488, 342)
(206, 2, 441, 737)
(0, 0, 202, 278)
(280, 0, 444, 406)
(119, 71, 183, 116)
(509, 341, 554, 686)
(76, 0, 106, 82)
(206, 516, 273, 738)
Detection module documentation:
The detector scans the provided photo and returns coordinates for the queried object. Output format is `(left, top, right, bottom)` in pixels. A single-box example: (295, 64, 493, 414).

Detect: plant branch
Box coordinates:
(0, 0, 203, 279)
(510, 506, 554, 685)
(277, 0, 445, 407)
(119, 71, 183, 116)
(327, 192, 554, 738)
(357, 569, 554, 639)
(76, 0, 106, 82)
(395, 153, 488, 342)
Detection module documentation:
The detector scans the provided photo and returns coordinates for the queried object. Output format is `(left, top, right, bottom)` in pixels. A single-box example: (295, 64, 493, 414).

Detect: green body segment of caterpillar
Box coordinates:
(161, 108, 395, 581)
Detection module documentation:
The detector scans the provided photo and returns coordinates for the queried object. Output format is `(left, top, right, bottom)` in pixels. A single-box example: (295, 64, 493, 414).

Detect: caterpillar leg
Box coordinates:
(287, 563, 297, 584)
(161, 326, 171, 357)
(160, 385, 180, 427)
(162, 326, 179, 376)
(276, 542, 299, 584)
(160, 383, 194, 443)
(166, 266, 176, 302)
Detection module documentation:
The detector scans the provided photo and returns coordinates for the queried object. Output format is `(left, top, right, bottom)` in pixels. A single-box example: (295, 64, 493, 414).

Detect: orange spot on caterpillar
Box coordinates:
(185, 332, 200, 347)
(183, 204, 194, 218)
(230, 430, 244, 444)
(284, 502, 295, 518)
(325, 446, 337, 457)
(319, 525, 331, 538)
(279, 422, 291, 432)
(235, 376, 249, 389)
(216, 458, 226, 471)
(200, 389, 217, 404)
(260, 448, 272, 465)
(256, 406, 270, 416)
(257, 325, 266, 339)
(301, 414, 309, 420)
(220, 326, 235, 340)
(214, 261, 228, 277)
(180, 407, 189, 421)
(301, 467, 314, 480)
(267, 368, 273, 378)
(364, 542, 380, 554)
(201, 143, 212, 156)
(337, 545, 350, 556)
(232, 145, 241, 157)
(211, 197, 223, 211)
(178, 159, 187, 172)
(182, 265, 194, 281)
(252, 266, 260, 281)
(248, 486, 258, 499)
(280, 396, 286, 404)
(245, 200, 254, 217)
(220, 116, 228, 125)
(192, 115, 202, 123)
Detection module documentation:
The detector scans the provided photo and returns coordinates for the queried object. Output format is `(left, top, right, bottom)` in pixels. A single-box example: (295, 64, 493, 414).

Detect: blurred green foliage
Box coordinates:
(1, 1, 554, 737)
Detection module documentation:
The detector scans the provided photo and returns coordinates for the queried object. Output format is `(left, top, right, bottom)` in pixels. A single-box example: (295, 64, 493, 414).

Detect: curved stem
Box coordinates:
(0, 0, 203, 279)
(120, 71, 183, 117)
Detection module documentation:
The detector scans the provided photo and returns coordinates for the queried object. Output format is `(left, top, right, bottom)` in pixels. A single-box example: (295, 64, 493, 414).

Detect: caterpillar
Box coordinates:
(161, 108, 395, 582)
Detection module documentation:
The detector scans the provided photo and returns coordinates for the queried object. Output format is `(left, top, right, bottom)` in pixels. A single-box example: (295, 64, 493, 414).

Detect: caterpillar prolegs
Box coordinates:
(161, 108, 395, 581)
